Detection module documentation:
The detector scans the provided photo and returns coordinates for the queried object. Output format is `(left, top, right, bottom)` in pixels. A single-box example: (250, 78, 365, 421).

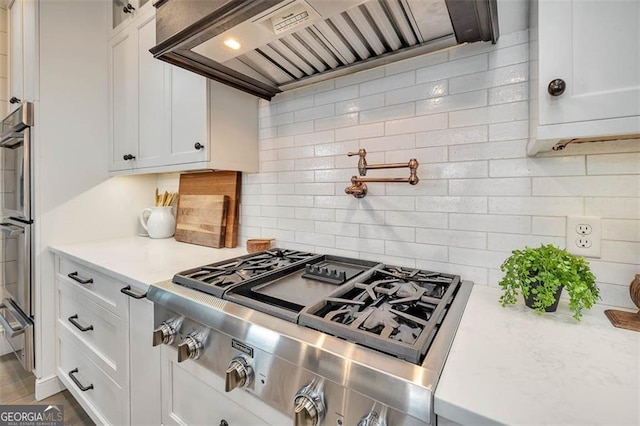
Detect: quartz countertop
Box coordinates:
(434, 285, 640, 426)
(49, 236, 248, 288)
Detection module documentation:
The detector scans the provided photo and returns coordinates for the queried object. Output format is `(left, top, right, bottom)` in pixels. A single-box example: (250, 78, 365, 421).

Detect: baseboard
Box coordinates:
(0, 331, 13, 356)
(35, 374, 65, 401)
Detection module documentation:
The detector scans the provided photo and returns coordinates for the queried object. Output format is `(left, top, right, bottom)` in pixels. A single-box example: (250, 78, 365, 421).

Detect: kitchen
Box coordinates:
(0, 0, 638, 425)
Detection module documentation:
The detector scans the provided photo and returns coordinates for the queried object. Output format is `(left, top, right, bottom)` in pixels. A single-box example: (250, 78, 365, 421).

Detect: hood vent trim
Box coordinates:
(151, 0, 499, 100)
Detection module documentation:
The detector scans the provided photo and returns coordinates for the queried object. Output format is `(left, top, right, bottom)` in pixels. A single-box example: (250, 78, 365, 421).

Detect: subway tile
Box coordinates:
(360, 134, 415, 152)
(416, 90, 487, 116)
(315, 113, 359, 131)
(277, 195, 315, 207)
(449, 140, 527, 161)
(259, 183, 294, 195)
(488, 120, 529, 141)
(277, 146, 314, 160)
(275, 95, 314, 113)
(315, 140, 359, 157)
(315, 195, 360, 209)
(261, 228, 295, 242)
(360, 71, 415, 96)
(450, 63, 528, 94)
(449, 247, 508, 269)
(314, 221, 360, 237)
(294, 157, 334, 170)
(416, 125, 488, 147)
(246, 172, 278, 184)
(336, 94, 385, 114)
(416, 54, 488, 84)
(295, 207, 335, 221)
(449, 30, 528, 60)
(335, 209, 385, 225)
(258, 103, 276, 118)
(292, 80, 335, 97)
(360, 103, 416, 124)
(422, 161, 488, 179)
(260, 112, 293, 128)
(586, 198, 640, 219)
(385, 80, 448, 106)
(326, 248, 361, 258)
(261, 136, 294, 150)
(532, 176, 640, 197)
(358, 195, 415, 211)
(259, 149, 277, 162)
(362, 253, 416, 268)
(449, 101, 528, 127)
(385, 241, 448, 262)
(241, 194, 278, 206)
(594, 282, 635, 309)
(490, 156, 585, 177)
(335, 67, 385, 88)
(488, 82, 529, 105)
(335, 123, 385, 141)
(489, 196, 584, 216)
(601, 240, 640, 265)
(336, 150, 384, 169)
(294, 104, 335, 122)
(240, 204, 261, 217)
(295, 231, 335, 248)
(313, 84, 359, 106)
(385, 113, 448, 136)
(294, 130, 335, 146)
(587, 152, 640, 175)
(259, 126, 277, 140)
(385, 50, 448, 76)
(602, 219, 640, 242)
(336, 236, 385, 254)
(417, 260, 489, 285)
(589, 259, 640, 287)
(277, 120, 314, 136)
(261, 206, 295, 218)
(243, 216, 278, 228)
(416, 196, 487, 213)
(294, 183, 335, 195)
(359, 224, 415, 242)
(449, 213, 531, 234)
(276, 218, 314, 232)
(385, 146, 448, 164)
(277, 171, 315, 183)
(487, 233, 565, 252)
(416, 228, 486, 249)
(450, 177, 531, 196)
(261, 159, 294, 172)
(385, 180, 448, 196)
(532, 217, 567, 237)
(488, 43, 529, 69)
(314, 169, 355, 183)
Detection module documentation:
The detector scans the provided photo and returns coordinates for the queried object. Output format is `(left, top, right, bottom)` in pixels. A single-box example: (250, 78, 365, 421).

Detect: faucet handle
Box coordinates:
(347, 149, 367, 157)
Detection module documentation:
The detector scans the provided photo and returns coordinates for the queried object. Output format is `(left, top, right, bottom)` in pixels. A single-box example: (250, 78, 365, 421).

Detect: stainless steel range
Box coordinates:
(148, 249, 472, 425)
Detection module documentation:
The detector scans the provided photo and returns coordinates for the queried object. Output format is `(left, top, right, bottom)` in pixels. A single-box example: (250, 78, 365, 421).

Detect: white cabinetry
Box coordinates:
(54, 255, 161, 425)
(111, 0, 150, 34)
(108, 10, 258, 175)
(8, 0, 37, 110)
(528, 0, 640, 154)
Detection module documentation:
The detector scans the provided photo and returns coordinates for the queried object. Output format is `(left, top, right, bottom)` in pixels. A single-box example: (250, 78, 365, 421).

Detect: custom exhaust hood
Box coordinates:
(151, 0, 499, 100)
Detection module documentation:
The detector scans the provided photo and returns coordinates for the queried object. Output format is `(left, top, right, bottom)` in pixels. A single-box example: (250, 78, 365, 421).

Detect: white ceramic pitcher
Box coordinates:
(140, 206, 175, 239)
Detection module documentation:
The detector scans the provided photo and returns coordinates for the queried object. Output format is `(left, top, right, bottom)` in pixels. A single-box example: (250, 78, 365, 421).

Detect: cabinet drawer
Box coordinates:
(57, 279, 127, 384)
(58, 327, 128, 426)
(56, 256, 127, 317)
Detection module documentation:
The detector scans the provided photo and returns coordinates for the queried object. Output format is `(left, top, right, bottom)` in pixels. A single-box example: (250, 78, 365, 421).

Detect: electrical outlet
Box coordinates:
(566, 216, 601, 258)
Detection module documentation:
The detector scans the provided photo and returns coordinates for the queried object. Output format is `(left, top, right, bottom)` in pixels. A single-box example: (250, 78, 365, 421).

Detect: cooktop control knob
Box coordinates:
(152, 319, 180, 346)
(177, 333, 204, 362)
(225, 356, 253, 392)
(293, 379, 325, 426)
(357, 409, 387, 426)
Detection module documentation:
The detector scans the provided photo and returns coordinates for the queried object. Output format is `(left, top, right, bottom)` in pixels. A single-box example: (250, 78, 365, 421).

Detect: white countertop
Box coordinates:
(49, 236, 248, 288)
(435, 285, 640, 426)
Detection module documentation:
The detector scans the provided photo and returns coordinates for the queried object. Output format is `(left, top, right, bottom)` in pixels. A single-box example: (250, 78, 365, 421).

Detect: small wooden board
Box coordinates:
(174, 194, 228, 248)
(604, 309, 640, 332)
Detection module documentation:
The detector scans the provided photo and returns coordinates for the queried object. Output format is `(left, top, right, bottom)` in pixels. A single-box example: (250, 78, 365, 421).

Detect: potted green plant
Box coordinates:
(498, 244, 600, 320)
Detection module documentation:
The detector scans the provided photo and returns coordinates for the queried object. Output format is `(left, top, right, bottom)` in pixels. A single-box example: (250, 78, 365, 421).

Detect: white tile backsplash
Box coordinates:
(241, 29, 640, 308)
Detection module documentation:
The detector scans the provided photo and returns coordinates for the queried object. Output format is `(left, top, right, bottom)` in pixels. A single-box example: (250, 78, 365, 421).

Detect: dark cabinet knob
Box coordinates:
(9, 97, 21, 104)
(123, 154, 136, 161)
(194, 142, 204, 150)
(219, 421, 229, 426)
(123, 3, 135, 13)
(547, 79, 566, 96)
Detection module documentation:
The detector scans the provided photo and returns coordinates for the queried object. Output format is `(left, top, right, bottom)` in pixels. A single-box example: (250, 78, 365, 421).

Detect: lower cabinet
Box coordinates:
(160, 345, 291, 426)
(54, 254, 160, 425)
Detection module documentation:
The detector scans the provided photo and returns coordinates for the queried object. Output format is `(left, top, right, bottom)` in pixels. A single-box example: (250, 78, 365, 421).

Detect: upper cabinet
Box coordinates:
(528, 0, 640, 154)
(108, 8, 258, 175)
(111, 0, 151, 34)
(8, 0, 37, 111)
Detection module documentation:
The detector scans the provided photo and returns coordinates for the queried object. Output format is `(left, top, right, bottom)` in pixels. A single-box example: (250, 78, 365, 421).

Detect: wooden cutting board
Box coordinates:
(174, 195, 228, 248)
(177, 171, 241, 248)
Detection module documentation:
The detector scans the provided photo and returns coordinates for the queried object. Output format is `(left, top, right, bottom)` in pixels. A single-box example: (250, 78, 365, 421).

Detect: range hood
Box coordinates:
(151, 0, 499, 100)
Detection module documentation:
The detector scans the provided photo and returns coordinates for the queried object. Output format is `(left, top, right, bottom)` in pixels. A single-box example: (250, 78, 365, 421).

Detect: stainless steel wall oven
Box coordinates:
(0, 102, 34, 372)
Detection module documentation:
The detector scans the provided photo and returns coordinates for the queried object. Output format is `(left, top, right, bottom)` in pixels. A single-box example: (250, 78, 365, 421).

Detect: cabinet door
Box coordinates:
(168, 66, 209, 165)
(538, 0, 640, 125)
(129, 294, 161, 426)
(135, 13, 170, 169)
(109, 29, 138, 171)
(8, 0, 23, 111)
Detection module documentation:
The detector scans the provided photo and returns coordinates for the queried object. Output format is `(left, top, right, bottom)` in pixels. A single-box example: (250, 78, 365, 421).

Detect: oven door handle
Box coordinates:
(0, 298, 30, 338)
(0, 223, 25, 237)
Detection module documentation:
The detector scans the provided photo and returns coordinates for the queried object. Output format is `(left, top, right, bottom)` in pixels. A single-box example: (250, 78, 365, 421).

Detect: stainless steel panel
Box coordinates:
(387, 0, 418, 46)
(0, 298, 34, 372)
(259, 44, 305, 79)
(295, 29, 340, 69)
(365, 1, 402, 51)
(0, 220, 31, 318)
(329, 14, 371, 60)
(346, 7, 386, 55)
(269, 39, 316, 76)
(239, 50, 294, 85)
(280, 34, 328, 73)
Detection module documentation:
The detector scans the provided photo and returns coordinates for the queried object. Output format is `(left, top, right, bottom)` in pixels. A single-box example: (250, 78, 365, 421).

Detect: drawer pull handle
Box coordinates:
(68, 315, 93, 332)
(68, 271, 93, 285)
(68, 368, 94, 392)
(121, 285, 147, 299)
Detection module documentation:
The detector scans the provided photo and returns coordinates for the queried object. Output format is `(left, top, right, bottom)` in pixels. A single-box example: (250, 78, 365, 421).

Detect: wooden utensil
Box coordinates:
(174, 194, 228, 248)
(605, 274, 640, 332)
(246, 238, 274, 253)
(178, 171, 241, 248)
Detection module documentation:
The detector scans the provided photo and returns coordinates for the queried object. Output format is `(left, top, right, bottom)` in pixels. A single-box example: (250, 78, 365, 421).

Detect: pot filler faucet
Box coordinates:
(345, 149, 419, 198)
